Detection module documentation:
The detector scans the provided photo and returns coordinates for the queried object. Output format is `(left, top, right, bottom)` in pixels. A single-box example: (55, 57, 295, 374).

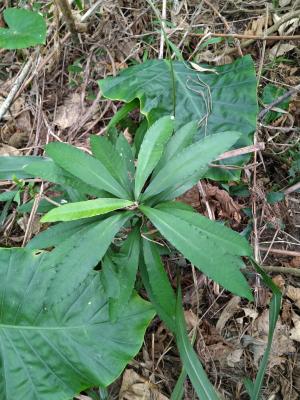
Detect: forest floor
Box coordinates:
(0, 0, 300, 399)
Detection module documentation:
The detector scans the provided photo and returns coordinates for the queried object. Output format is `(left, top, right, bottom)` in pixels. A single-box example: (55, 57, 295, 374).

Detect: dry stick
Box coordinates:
(186, 32, 300, 41)
(0, 57, 34, 122)
(215, 142, 265, 160)
(159, 0, 167, 59)
(258, 84, 300, 121)
(54, 0, 79, 44)
(224, 8, 300, 55)
(202, 0, 243, 56)
(284, 181, 300, 195)
(259, 246, 300, 258)
(260, 265, 300, 277)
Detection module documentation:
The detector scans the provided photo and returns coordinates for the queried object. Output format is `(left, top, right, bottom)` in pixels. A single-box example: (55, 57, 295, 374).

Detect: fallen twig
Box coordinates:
(260, 265, 300, 277)
(187, 32, 300, 41)
(259, 246, 300, 258)
(216, 142, 265, 161)
(284, 182, 300, 195)
(258, 84, 300, 121)
(0, 57, 34, 122)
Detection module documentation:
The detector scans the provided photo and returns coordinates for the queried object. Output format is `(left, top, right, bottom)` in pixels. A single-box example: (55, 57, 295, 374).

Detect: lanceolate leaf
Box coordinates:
(175, 287, 220, 400)
(0, 8, 46, 49)
(45, 142, 129, 198)
(153, 120, 198, 175)
(41, 198, 134, 222)
(142, 131, 241, 201)
(0, 247, 154, 400)
(90, 135, 132, 196)
(106, 228, 140, 320)
(116, 134, 135, 185)
(27, 216, 105, 249)
(43, 212, 132, 302)
(0, 156, 41, 180)
(142, 238, 176, 331)
(140, 205, 252, 299)
(134, 116, 174, 199)
(24, 159, 107, 198)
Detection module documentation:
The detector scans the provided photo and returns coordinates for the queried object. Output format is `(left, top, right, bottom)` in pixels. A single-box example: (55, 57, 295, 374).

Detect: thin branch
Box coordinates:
(0, 57, 34, 122)
(258, 84, 300, 121)
(159, 0, 167, 59)
(186, 32, 300, 41)
(259, 246, 300, 258)
(215, 142, 265, 161)
(260, 265, 300, 277)
(54, 0, 79, 44)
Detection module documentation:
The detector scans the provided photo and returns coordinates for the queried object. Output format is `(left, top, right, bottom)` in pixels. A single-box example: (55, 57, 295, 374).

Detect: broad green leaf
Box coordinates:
(0, 8, 46, 49)
(45, 142, 129, 198)
(43, 212, 132, 301)
(142, 238, 176, 331)
(99, 56, 258, 180)
(134, 116, 174, 199)
(0, 156, 41, 179)
(245, 260, 282, 400)
(143, 131, 241, 201)
(108, 228, 140, 320)
(153, 120, 198, 176)
(41, 198, 134, 222)
(175, 287, 220, 400)
(262, 84, 290, 124)
(24, 159, 107, 198)
(27, 216, 105, 249)
(140, 205, 252, 299)
(90, 135, 132, 196)
(0, 247, 154, 399)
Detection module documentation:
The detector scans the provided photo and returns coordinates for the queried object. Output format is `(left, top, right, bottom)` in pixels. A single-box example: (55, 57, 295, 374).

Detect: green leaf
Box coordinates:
(140, 205, 253, 299)
(143, 131, 241, 201)
(41, 198, 134, 222)
(0, 8, 46, 49)
(107, 99, 139, 131)
(99, 56, 258, 180)
(175, 287, 220, 400)
(153, 120, 198, 175)
(90, 135, 132, 196)
(142, 238, 176, 331)
(27, 216, 105, 249)
(105, 228, 140, 320)
(0, 247, 154, 399)
(24, 159, 107, 198)
(0, 191, 18, 202)
(135, 116, 174, 199)
(115, 134, 135, 186)
(245, 260, 282, 400)
(45, 142, 129, 198)
(43, 212, 132, 301)
(262, 84, 290, 124)
(0, 156, 41, 180)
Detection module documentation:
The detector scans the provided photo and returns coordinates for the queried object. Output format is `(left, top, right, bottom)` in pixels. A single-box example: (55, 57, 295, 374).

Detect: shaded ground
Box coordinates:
(0, 1, 299, 399)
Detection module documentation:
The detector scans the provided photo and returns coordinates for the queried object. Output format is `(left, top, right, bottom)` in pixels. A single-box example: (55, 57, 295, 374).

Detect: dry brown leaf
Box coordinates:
(216, 296, 240, 333)
(290, 313, 300, 343)
(119, 369, 169, 400)
(279, 0, 292, 6)
(54, 93, 85, 129)
(243, 307, 259, 320)
(246, 309, 295, 367)
(270, 43, 296, 59)
(273, 13, 300, 35)
(272, 275, 285, 291)
(286, 285, 300, 310)
(201, 182, 242, 223)
(244, 16, 266, 36)
(226, 348, 243, 367)
(0, 144, 21, 156)
(184, 309, 199, 331)
(290, 256, 300, 268)
(189, 62, 218, 74)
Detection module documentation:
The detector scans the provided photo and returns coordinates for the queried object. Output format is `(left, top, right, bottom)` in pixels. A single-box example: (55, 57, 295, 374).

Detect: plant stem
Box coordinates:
(55, 0, 79, 44)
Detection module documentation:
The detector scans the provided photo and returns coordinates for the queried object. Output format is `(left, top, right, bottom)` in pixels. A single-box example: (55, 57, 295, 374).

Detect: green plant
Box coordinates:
(0, 8, 46, 49)
(0, 112, 277, 399)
